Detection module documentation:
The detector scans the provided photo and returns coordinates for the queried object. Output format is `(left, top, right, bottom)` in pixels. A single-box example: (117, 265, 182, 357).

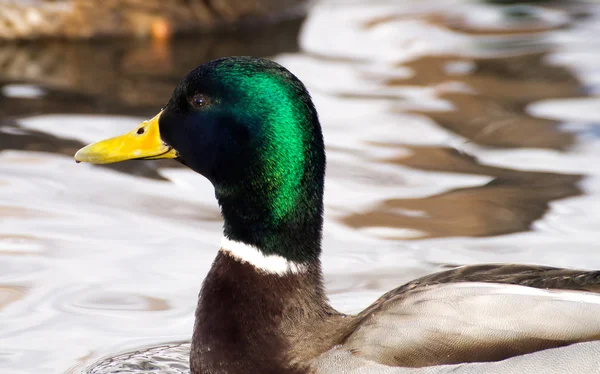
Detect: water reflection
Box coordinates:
(0, 285, 27, 311)
(0, 19, 301, 110)
(343, 164, 581, 239)
(390, 52, 583, 149)
(410, 92, 576, 149)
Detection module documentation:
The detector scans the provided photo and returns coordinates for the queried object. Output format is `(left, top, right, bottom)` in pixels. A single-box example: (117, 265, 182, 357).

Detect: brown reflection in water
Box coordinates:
(0, 205, 55, 218)
(411, 92, 573, 149)
(394, 53, 582, 103)
(386, 52, 584, 150)
(86, 294, 170, 312)
(0, 18, 301, 111)
(334, 52, 583, 149)
(0, 285, 27, 311)
(363, 3, 583, 35)
(144, 296, 170, 312)
(435, 14, 566, 36)
(342, 146, 582, 239)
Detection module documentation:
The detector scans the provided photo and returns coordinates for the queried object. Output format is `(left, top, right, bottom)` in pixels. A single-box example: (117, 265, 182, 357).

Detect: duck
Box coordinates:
(74, 56, 600, 374)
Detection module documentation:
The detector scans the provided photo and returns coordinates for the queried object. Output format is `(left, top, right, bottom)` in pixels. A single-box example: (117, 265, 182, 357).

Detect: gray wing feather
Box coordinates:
(339, 283, 600, 368)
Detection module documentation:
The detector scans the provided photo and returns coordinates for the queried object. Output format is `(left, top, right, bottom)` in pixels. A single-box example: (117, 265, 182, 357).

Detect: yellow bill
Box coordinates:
(74, 111, 177, 164)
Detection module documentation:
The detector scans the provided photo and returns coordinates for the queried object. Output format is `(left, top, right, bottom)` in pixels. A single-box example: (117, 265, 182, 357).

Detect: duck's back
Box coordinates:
(310, 264, 600, 373)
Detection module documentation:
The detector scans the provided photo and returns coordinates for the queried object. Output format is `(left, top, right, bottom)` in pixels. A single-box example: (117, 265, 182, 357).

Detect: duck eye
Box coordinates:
(190, 94, 207, 109)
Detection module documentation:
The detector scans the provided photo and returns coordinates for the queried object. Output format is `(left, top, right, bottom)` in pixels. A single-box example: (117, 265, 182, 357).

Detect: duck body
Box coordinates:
(75, 57, 600, 374)
(194, 251, 600, 374)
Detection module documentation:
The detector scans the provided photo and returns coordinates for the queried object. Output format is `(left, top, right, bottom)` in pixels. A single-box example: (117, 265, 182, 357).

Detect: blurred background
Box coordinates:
(1, 0, 600, 373)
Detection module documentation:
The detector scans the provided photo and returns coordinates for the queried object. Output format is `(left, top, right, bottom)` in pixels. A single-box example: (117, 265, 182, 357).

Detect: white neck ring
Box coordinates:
(219, 236, 307, 275)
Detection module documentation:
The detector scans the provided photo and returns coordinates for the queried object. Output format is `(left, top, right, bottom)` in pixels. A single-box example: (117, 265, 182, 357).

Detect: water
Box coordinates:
(2, 1, 600, 373)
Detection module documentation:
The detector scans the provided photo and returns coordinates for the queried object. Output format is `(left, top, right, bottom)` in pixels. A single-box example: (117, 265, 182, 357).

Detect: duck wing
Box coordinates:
(389, 264, 600, 294)
(338, 280, 600, 369)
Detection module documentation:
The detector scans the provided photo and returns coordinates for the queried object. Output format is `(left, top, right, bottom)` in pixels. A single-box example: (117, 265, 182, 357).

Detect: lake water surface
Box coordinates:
(2, 1, 600, 373)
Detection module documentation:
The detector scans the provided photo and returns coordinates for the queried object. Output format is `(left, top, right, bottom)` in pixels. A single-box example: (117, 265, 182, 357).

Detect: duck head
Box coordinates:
(75, 57, 326, 263)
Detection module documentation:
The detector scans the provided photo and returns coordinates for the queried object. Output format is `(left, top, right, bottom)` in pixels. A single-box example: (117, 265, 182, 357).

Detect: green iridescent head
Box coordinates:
(74, 57, 325, 260)
(158, 57, 326, 261)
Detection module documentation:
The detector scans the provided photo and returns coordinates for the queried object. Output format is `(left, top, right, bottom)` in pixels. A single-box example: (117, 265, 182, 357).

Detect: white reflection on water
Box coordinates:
(2, 0, 600, 373)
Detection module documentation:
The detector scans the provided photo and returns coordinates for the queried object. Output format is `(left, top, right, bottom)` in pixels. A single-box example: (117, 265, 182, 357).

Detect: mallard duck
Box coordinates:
(74, 57, 600, 374)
